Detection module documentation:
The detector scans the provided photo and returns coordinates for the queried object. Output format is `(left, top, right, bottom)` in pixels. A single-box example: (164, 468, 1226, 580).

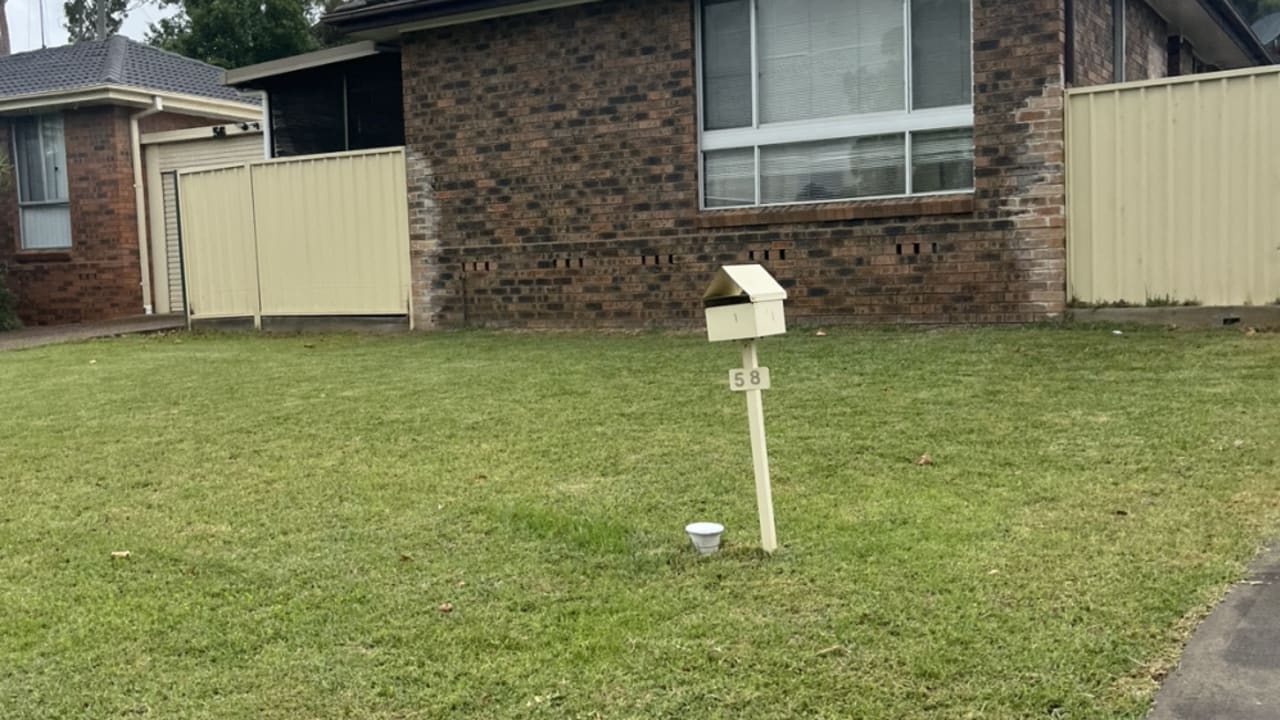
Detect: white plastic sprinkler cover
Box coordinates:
(685, 522, 725, 555)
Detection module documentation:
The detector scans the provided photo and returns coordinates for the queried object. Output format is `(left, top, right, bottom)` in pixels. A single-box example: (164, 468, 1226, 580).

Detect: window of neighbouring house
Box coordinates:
(699, 0, 974, 209)
(12, 114, 71, 249)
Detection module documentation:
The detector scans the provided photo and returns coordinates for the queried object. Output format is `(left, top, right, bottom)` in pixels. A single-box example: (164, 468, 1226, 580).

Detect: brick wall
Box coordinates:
(1073, 0, 1173, 86)
(1126, 0, 1170, 81)
(1, 107, 143, 325)
(1073, 0, 1116, 86)
(0, 108, 238, 326)
(401, 0, 1069, 329)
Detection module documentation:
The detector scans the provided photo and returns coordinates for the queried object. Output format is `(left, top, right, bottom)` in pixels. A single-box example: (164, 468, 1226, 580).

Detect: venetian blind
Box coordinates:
(757, 0, 906, 124)
(702, 0, 753, 130)
(911, 0, 972, 109)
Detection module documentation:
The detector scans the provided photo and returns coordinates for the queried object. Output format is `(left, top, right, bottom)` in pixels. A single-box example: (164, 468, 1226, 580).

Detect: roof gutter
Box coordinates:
(0, 85, 261, 121)
(324, 0, 601, 36)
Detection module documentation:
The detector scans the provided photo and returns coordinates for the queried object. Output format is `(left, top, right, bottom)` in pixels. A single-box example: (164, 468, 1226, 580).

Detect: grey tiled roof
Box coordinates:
(0, 36, 259, 105)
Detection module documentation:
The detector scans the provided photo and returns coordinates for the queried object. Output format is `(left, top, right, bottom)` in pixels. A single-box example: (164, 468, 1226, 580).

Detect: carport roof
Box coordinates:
(223, 41, 397, 89)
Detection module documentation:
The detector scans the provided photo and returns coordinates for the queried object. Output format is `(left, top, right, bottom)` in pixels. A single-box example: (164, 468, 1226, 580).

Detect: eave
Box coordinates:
(1148, 0, 1272, 67)
(322, 0, 1272, 68)
(0, 85, 263, 121)
(223, 41, 399, 88)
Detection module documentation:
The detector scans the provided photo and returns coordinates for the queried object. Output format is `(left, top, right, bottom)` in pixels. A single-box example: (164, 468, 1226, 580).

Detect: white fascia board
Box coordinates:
(0, 85, 262, 121)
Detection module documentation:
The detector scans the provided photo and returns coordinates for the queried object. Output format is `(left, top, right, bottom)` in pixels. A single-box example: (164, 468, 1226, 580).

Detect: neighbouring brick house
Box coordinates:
(241, 0, 1269, 329)
(0, 36, 261, 326)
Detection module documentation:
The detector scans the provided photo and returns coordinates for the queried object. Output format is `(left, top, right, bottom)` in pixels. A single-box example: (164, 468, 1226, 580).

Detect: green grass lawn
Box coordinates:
(2, 327, 1278, 719)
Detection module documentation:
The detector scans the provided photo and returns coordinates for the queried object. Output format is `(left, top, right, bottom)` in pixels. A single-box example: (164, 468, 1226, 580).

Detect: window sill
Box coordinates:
(696, 194, 975, 229)
(12, 250, 73, 263)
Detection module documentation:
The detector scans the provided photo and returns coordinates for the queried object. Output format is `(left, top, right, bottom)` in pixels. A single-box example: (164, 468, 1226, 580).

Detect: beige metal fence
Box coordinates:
(178, 148, 412, 325)
(1066, 67, 1280, 307)
(143, 128, 264, 314)
(179, 165, 260, 319)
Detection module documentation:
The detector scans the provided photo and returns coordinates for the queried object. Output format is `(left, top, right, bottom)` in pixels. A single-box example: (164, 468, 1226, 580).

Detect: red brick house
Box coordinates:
(234, 0, 1270, 329)
(0, 36, 262, 326)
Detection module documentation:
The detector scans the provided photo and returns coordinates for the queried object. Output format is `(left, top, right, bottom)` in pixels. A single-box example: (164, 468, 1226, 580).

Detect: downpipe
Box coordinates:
(130, 96, 164, 315)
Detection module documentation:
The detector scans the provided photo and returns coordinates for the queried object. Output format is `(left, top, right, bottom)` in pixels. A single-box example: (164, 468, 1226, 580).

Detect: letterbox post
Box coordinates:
(703, 264, 786, 554)
(741, 339, 778, 553)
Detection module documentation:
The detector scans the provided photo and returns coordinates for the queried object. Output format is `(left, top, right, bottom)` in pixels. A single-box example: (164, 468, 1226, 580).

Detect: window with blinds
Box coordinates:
(699, 0, 973, 208)
(13, 114, 72, 249)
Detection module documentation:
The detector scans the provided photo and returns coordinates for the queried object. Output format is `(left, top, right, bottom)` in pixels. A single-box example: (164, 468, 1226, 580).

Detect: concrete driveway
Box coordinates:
(1148, 545, 1280, 719)
(0, 315, 184, 352)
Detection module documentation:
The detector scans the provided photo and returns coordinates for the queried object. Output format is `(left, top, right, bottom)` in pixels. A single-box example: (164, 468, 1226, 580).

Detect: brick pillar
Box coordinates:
(973, 0, 1069, 318)
(405, 148, 440, 330)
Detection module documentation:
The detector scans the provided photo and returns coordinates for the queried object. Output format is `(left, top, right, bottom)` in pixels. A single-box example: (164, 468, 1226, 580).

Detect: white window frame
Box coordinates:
(12, 114, 72, 250)
(695, 0, 976, 210)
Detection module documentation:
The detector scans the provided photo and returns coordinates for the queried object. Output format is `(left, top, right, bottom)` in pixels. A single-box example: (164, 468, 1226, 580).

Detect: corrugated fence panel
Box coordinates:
(250, 149, 411, 316)
(177, 165, 260, 319)
(1068, 68, 1280, 306)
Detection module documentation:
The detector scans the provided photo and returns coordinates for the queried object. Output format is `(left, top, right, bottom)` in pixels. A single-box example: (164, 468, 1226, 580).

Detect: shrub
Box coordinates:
(0, 153, 17, 331)
(0, 265, 21, 332)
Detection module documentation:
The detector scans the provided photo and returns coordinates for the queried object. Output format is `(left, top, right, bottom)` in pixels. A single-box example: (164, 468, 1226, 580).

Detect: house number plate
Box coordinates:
(729, 367, 771, 392)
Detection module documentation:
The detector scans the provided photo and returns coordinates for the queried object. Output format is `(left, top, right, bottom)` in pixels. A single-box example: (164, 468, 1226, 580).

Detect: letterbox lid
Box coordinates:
(703, 264, 787, 307)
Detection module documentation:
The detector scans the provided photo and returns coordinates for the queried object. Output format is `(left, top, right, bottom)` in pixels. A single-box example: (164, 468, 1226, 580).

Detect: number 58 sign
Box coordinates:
(730, 367, 771, 392)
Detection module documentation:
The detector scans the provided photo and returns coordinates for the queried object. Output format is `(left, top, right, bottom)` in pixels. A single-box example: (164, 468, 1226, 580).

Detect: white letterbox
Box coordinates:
(702, 264, 788, 343)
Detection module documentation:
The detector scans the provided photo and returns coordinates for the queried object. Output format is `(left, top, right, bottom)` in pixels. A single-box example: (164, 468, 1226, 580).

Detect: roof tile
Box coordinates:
(0, 36, 259, 105)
